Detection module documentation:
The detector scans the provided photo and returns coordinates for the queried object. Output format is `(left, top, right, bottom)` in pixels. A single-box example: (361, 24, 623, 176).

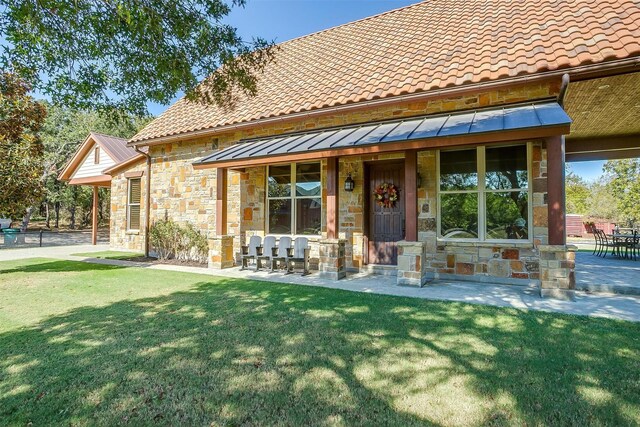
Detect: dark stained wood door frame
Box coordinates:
(364, 159, 406, 265)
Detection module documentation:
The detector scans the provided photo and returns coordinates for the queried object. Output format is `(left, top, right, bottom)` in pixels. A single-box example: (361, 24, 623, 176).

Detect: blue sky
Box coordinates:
(148, 0, 417, 116)
(569, 161, 605, 181)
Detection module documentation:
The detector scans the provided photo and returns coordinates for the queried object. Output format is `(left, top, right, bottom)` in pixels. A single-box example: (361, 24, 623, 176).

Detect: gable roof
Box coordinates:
(59, 132, 142, 182)
(91, 133, 139, 163)
(131, 0, 640, 145)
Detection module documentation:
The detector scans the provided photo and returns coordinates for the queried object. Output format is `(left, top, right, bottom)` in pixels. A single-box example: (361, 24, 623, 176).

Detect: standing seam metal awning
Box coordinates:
(194, 101, 572, 167)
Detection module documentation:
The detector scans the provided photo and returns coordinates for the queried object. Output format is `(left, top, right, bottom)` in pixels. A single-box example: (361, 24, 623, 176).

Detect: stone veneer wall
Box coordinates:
(108, 81, 559, 269)
(110, 161, 147, 251)
(417, 143, 548, 284)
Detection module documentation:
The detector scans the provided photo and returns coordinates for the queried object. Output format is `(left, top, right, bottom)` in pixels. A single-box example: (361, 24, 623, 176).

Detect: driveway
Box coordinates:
(0, 243, 109, 262)
(0, 230, 109, 249)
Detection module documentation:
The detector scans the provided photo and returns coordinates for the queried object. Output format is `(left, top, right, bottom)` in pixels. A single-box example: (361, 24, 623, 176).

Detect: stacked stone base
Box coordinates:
(208, 235, 235, 269)
(397, 240, 428, 287)
(539, 245, 577, 300)
(318, 239, 346, 280)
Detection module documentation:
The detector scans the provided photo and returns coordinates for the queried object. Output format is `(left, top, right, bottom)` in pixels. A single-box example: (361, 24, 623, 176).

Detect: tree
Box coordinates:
(585, 178, 618, 223)
(565, 168, 590, 215)
(0, 72, 47, 222)
(603, 159, 640, 226)
(1, 0, 275, 115)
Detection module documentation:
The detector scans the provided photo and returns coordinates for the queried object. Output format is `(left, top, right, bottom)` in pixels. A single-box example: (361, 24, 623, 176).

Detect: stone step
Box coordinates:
(576, 282, 640, 297)
(363, 264, 398, 277)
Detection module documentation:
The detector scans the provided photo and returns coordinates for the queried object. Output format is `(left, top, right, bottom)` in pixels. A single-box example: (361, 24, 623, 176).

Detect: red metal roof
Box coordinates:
(90, 133, 139, 163)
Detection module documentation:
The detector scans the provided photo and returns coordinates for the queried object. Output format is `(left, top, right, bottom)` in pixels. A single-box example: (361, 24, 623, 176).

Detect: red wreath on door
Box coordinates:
(374, 183, 399, 208)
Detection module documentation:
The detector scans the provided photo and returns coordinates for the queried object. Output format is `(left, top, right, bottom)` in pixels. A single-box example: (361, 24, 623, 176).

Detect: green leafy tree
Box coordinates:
(0, 72, 47, 223)
(585, 178, 619, 223)
(1, 0, 275, 114)
(565, 168, 590, 215)
(603, 159, 640, 227)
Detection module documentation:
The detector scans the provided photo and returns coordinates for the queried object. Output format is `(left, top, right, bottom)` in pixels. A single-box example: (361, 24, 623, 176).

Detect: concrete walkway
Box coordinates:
(2, 244, 637, 322)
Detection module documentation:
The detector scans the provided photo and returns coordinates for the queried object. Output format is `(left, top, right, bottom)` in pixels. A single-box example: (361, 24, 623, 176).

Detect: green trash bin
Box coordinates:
(3, 228, 24, 246)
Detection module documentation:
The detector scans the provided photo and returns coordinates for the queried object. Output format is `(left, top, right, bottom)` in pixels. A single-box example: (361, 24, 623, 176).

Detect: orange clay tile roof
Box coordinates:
(130, 0, 640, 144)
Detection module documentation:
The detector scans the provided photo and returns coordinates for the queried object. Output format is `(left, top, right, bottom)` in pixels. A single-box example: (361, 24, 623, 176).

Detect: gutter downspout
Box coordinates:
(135, 147, 151, 257)
(557, 73, 570, 107)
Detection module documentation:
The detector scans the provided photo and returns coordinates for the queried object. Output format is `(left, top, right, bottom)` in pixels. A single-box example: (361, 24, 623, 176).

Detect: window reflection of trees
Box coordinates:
(267, 163, 322, 235)
(440, 145, 530, 240)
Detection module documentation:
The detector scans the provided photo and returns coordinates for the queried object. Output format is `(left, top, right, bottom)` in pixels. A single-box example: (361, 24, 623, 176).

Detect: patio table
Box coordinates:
(607, 233, 637, 259)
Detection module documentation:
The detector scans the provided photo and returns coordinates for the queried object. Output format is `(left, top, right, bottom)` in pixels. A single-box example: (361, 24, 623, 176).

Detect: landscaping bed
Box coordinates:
(72, 251, 207, 268)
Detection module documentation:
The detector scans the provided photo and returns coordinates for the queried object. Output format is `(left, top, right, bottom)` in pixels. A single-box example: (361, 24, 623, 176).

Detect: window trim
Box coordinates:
(266, 162, 322, 236)
(94, 147, 100, 164)
(127, 177, 141, 232)
(437, 143, 533, 243)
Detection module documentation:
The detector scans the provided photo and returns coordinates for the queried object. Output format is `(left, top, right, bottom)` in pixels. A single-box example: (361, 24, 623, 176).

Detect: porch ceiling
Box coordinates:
(564, 72, 640, 161)
(194, 101, 571, 169)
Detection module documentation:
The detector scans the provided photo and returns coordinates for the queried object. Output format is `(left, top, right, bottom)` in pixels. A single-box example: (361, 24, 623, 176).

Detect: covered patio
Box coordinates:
(564, 70, 640, 295)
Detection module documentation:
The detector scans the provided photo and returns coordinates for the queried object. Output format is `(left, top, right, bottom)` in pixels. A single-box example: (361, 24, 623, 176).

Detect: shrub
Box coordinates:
(149, 219, 208, 264)
(148, 219, 180, 260)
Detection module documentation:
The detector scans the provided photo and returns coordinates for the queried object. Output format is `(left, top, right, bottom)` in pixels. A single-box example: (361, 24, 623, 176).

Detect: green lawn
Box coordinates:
(1, 258, 639, 426)
(71, 250, 145, 260)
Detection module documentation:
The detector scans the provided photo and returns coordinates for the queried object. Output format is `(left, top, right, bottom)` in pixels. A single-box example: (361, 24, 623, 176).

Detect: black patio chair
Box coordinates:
(626, 231, 639, 261)
(592, 228, 601, 256)
(596, 229, 617, 258)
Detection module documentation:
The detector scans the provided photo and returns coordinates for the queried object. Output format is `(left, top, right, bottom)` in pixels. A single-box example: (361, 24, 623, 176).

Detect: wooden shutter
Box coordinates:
(128, 178, 141, 230)
(129, 179, 141, 203)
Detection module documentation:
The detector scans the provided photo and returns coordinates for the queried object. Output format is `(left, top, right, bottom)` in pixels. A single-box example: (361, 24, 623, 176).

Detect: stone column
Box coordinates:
(208, 235, 235, 269)
(539, 244, 577, 300)
(397, 240, 427, 287)
(318, 239, 346, 280)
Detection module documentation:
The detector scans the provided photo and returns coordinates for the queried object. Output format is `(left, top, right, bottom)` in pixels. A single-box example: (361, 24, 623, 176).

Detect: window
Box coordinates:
(438, 144, 530, 241)
(94, 147, 100, 164)
(267, 162, 321, 235)
(127, 178, 141, 231)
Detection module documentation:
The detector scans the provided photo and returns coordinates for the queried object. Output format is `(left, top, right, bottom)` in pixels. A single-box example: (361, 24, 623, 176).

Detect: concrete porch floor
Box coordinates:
(1, 244, 637, 322)
(576, 251, 640, 295)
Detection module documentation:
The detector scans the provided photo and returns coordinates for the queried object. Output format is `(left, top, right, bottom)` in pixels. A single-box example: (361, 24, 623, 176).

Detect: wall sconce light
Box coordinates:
(417, 173, 423, 188)
(344, 173, 355, 192)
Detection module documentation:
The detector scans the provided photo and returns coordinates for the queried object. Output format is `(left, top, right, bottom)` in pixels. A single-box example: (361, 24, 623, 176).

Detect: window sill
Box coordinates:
(256, 233, 322, 241)
(436, 240, 534, 248)
(126, 230, 140, 235)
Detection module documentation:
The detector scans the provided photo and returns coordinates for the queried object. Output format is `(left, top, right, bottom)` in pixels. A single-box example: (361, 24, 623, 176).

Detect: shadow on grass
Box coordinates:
(1, 276, 639, 425)
(71, 251, 146, 261)
(0, 259, 126, 275)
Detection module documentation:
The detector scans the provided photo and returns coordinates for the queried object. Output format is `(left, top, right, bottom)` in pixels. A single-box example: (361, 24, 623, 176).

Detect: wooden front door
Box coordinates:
(367, 161, 405, 265)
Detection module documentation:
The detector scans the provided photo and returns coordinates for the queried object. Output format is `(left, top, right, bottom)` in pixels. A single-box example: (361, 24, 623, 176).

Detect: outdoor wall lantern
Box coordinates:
(417, 173, 423, 188)
(344, 173, 355, 192)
